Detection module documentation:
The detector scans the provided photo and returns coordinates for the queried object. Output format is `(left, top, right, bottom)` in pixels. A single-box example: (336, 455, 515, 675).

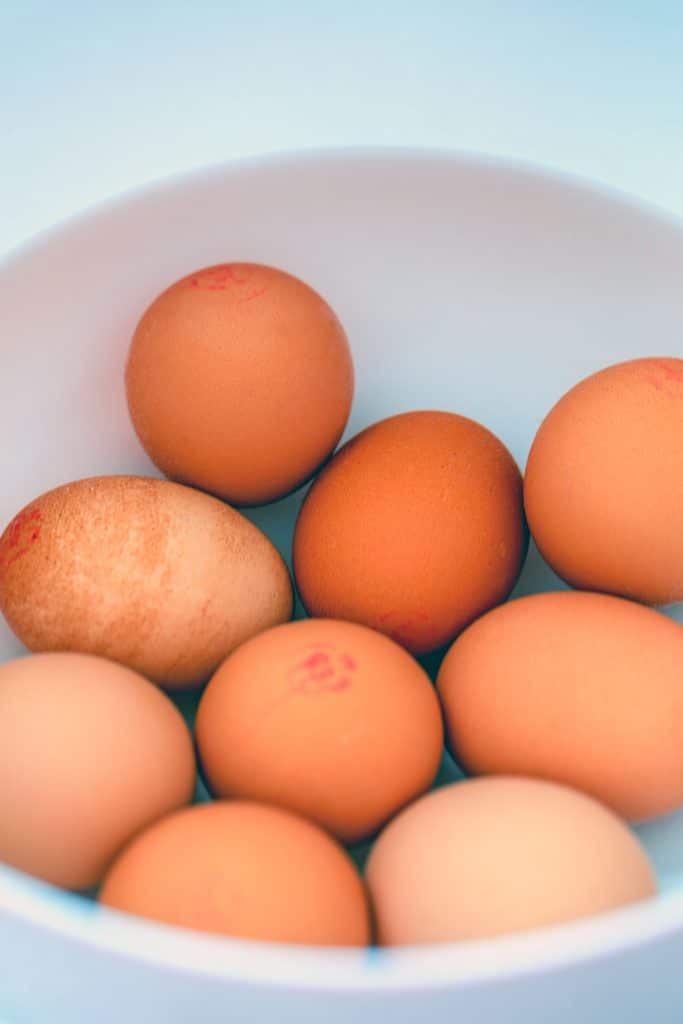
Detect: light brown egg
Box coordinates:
(525, 356, 683, 604)
(437, 590, 683, 821)
(293, 411, 527, 654)
(195, 618, 443, 843)
(100, 801, 371, 946)
(0, 652, 195, 890)
(0, 475, 292, 689)
(366, 777, 656, 945)
(125, 263, 354, 506)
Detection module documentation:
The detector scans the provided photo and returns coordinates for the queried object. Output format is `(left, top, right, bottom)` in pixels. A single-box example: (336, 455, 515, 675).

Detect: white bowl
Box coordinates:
(1, 148, 683, 1023)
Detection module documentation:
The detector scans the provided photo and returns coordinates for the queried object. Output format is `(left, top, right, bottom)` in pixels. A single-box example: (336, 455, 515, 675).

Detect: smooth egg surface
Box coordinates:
(125, 263, 354, 506)
(101, 801, 371, 946)
(195, 618, 443, 843)
(437, 590, 683, 821)
(293, 410, 527, 654)
(525, 357, 683, 604)
(366, 777, 656, 944)
(0, 652, 195, 889)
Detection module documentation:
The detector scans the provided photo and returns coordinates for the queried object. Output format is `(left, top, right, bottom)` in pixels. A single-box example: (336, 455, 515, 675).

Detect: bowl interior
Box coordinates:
(1, 148, 683, 982)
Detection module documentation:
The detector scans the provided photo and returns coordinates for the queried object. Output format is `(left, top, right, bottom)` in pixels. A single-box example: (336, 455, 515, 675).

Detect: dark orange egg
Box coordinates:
(293, 410, 527, 654)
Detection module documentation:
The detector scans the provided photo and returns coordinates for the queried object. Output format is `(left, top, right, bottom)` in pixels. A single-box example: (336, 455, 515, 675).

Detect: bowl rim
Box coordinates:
(2, 858, 682, 990)
(2, 142, 681, 273)
(2, 144, 682, 990)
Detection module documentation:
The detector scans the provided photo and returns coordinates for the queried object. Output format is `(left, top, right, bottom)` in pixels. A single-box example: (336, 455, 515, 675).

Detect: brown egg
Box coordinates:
(293, 411, 527, 654)
(195, 618, 443, 843)
(101, 801, 370, 946)
(0, 476, 292, 689)
(366, 777, 657, 945)
(525, 357, 683, 604)
(0, 652, 195, 890)
(125, 263, 354, 506)
(437, 590, 683, 821)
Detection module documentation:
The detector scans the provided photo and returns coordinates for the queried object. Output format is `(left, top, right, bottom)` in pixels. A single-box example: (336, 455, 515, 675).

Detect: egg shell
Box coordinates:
(125, 262, 354, 506)
(195, 618, 443, 844)
(293, 410, 527, 654)
(365, 777, 656, 945)
(0, 652, 195, 890)
(100, 800, 371, 946)
(0, 475, 292, 689)
(524, 356, 683, 604)
(437, 590, 683, 821)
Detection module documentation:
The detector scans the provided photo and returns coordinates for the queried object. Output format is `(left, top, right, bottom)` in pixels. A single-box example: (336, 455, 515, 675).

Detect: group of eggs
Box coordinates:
(0, 261, 682, 948)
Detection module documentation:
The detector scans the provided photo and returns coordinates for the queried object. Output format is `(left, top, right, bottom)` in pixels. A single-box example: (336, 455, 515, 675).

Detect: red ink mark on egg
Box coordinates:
(288, 644, 356, 695)
(238, 286, 267, 304)
(189, 266, 268, 303)
(658, 360, 683, 384)
(0, 508, 43, 572)
(190, 266, 249, 291)
(642, 360, 683, 395)
(376, 609, 430, 645)
(300, 652, 334, 678)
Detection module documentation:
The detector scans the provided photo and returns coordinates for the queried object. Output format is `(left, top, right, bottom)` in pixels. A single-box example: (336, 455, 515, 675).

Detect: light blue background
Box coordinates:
(1, 0, 682, 259)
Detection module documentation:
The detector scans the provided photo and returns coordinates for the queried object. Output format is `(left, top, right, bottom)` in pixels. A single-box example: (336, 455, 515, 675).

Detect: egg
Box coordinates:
(0, 475, 292, 689)
(125, 262, 354, 506)
(100, 801, 370, 945)
(293, 410, 527, 654)
(366, 777, 656, 944)
(437, 590, 683, 821)
(0, 652, 195, 889)
(195, 618, 443, 843)
(524, 356, 683, 604)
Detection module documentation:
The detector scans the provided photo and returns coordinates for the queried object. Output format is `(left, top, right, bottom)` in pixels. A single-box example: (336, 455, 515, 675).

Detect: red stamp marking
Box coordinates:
(376, 609, 429, 646)
(658, 359, 683, 383)
(239, 286, 267, 303)
(190, 266, 248, 290)
(641, 359, 683, 395)
(189, 265, 267, 303)
(0, 507, 43, 573)
(288, 644, 356, 695)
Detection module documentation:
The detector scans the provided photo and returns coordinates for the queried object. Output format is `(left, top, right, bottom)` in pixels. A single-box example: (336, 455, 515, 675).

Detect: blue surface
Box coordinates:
(1, 0, 682, 262)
